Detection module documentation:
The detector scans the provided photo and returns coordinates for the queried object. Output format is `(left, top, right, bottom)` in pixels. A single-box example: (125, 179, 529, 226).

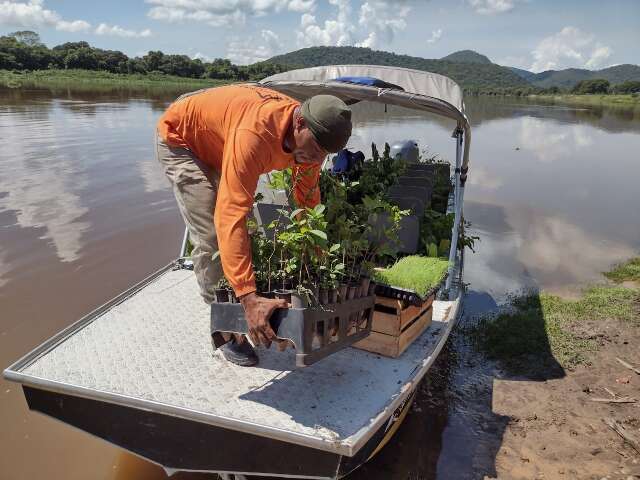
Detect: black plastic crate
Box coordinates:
(210, 296, 375, 367)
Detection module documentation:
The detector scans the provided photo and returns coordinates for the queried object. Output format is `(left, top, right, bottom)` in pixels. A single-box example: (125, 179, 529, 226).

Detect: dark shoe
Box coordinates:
(221, 339, 259, 367)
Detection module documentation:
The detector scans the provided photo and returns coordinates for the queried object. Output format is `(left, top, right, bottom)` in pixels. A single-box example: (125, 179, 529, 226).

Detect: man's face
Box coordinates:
(292, 117, 328, 165)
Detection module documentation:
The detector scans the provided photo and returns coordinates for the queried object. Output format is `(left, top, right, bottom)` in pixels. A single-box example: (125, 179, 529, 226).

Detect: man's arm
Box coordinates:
(214, 129, 262, 297)
(214, 129, 287, 347)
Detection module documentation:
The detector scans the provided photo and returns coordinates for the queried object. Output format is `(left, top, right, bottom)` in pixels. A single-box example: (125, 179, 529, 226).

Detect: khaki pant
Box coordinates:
(156, 135, 222, 304)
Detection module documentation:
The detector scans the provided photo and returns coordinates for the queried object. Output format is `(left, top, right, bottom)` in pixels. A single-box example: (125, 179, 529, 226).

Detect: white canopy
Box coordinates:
(260, 65, 471, 171)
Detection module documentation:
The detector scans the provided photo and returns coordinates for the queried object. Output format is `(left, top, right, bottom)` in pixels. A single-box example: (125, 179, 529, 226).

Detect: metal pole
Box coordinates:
(179, 227, 189, 258)
(445, 130, 464, 292)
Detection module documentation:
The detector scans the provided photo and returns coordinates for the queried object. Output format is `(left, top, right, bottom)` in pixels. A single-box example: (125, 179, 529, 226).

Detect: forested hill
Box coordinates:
(440, 50, 492, 64)
(266, 46, 529, 90)
(514, 64, 640, 88)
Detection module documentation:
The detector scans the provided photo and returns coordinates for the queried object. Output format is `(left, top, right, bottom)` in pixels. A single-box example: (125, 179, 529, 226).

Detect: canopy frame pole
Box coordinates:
(179, 227, 189, 258)
(445, 129, 464, 293)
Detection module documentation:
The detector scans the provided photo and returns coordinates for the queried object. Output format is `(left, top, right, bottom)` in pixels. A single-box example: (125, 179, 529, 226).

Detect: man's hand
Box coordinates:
(239, 292, 288, 348)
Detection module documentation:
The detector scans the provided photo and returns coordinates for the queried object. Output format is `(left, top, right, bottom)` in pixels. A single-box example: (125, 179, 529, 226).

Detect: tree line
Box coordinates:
(2, 31, 639, 94)
(570, 78, 640, 95)
(0, 31, 294, 81)
(466, 79, 640, 96)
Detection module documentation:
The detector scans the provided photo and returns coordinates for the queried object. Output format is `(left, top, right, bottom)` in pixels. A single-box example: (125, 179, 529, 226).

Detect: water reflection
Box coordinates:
(0, 104, 90, 263)
(518, 117, 593, 162)
(465, 95, 640, 133)
(465, 201, 636, 298)
(348, 99, 640, 295)
(0, 91, 173, 266)
(140, 146, 171, 193)
(466, 165, 503, 191)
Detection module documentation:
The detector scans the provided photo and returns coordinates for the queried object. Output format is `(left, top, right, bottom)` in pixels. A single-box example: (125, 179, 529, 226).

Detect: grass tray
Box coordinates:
(373, 281, 443, 307)
(372, 256, 449, 306)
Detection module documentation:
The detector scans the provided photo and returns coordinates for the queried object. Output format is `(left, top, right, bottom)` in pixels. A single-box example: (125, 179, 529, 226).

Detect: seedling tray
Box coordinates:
(368, 212, 420, 254)
(210, 296, 375, 367)
(396, 176, 434, 189)
(388, 185, 433, 204)
(373, 275, 446, 307)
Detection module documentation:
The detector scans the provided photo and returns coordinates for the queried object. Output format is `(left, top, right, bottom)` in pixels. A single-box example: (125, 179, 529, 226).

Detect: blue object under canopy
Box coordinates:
(331, 76, 404, 91)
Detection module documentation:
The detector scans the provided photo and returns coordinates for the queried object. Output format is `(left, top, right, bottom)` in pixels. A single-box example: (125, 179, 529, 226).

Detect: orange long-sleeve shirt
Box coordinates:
(157, 84, 320, 296)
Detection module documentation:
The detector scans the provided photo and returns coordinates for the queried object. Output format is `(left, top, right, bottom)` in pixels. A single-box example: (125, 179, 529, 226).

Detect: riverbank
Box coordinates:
(0, 69, 230, 93)
(528, 93, 640, 109)
(468, 257, 640, 479)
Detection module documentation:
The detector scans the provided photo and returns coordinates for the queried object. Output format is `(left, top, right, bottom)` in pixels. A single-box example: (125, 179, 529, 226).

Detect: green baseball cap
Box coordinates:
(300, 95, 352, 153)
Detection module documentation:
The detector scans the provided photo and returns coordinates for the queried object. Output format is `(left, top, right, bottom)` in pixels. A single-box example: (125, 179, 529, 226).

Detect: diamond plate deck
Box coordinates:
(8, 264, 461, 456)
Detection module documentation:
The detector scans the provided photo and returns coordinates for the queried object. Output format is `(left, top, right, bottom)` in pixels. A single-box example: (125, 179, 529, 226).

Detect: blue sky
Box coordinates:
(1, 0, 638, 71)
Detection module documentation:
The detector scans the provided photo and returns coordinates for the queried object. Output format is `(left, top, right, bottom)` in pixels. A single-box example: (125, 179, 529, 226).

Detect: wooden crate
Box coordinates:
(370, 294, 434, 336)
(354, 295, 434, 358)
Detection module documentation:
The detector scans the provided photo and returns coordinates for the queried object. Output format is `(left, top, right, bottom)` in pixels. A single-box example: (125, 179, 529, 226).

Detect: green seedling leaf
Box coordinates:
(313, 204, 326, 215)
(310, 230, 328, 240)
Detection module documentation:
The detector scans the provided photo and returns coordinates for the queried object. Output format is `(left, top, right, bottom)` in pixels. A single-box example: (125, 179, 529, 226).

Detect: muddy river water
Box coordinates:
(1, 87, 639, 479)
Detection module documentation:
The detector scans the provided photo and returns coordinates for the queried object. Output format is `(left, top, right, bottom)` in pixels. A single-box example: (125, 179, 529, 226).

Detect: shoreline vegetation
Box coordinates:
(2, 69, 639, 110)
(0, 69, 231, 94)
(468, 256, 640, 370)
(522, 93, 640, 109)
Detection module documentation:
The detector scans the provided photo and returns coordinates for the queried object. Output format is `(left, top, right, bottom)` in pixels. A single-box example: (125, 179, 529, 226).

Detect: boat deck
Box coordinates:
(8, 265, 461, 456)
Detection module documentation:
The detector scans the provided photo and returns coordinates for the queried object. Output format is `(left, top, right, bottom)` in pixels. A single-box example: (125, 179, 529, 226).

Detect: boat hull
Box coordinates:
(23, 385, 416, 479)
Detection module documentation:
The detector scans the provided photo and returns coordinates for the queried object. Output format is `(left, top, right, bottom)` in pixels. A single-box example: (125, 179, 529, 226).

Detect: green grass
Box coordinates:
(529, 93, 640, 109)
(469, 275, 639, 369)
(604, 257, 640, 283)
(0, 69, 231, 93)
(372, 255, 449, 296)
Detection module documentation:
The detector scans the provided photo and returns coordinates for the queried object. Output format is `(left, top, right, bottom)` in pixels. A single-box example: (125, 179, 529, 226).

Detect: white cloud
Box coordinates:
(192, 51, 212, 62)
(427, 28, 442, 44)
(226, 29, 283, 65)
(56, 19, 91, 33)
(0, 0, 91, 32)
(585, 44, 613, 69)
(297, 0, 354, 47)
(300, 12, 315, 28)
(147, 6, 246, 27)
(355, 1, 410, 48)
(95, 23, 152, 38)
(296, 0, 410, 49)
(288, 0, 316, 12)
(530, 26, 613, 72)
(146, 0, 314, 27)
(469, 0, 516, 14)
(497, 55, 529, 70)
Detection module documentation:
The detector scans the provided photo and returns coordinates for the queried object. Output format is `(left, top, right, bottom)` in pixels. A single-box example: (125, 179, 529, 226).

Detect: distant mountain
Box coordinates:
(508, 66, 538, 82)
(265, 46, 639, 91)
(266, 46, 529, 90)
(441, 50, 492, 64)
(508, 64, 640, 88)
